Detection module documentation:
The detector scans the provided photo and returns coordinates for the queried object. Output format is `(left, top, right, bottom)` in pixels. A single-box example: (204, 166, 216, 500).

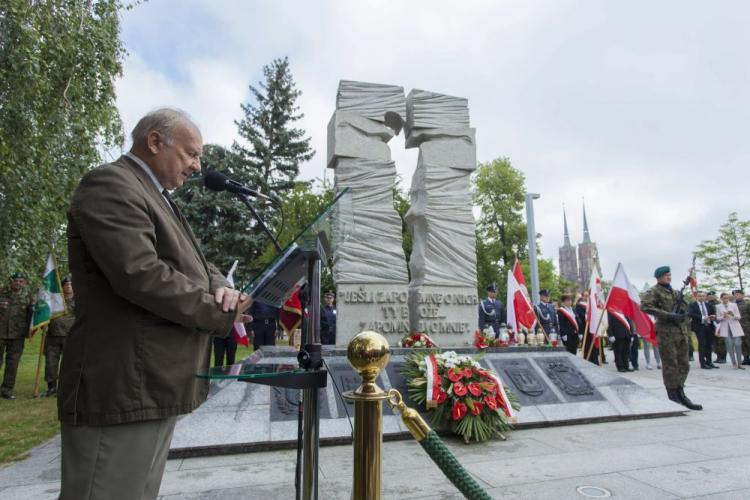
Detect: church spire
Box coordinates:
(582, 200, 591, 244)
(563, 206, 571, 247)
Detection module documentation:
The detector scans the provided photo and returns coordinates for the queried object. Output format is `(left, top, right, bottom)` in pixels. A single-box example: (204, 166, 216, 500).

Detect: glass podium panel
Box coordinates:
(197, 363, 303, 380)
(241, 187, 353, 307)
(197, 363, 327, 389)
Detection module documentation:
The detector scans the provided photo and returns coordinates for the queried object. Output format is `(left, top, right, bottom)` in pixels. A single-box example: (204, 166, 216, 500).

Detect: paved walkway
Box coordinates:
(3, 351, 750, 499)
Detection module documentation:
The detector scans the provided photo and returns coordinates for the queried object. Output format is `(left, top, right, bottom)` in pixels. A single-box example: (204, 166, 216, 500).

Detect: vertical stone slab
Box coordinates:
(328, 81, 410, 346)
(405, 89, 479, 346)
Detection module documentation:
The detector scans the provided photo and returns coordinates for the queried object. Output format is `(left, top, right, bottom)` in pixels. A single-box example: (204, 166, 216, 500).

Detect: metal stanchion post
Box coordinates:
(343, 331, 390, 500)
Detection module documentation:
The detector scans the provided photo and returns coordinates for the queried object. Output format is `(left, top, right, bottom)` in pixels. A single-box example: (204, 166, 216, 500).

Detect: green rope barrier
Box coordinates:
(387, 390, 492, 500)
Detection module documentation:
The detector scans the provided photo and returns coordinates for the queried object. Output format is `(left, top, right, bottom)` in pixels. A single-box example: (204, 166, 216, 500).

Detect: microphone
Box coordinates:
(204, 171, 275, 201)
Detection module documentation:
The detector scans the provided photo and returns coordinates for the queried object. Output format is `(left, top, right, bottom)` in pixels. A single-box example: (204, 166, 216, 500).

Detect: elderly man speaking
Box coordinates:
(58, 108, 251, 500)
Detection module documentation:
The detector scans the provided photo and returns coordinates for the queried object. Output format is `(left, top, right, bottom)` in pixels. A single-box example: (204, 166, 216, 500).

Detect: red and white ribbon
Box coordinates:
(489, 373, 517, 422)
(425, 352, 441, 409)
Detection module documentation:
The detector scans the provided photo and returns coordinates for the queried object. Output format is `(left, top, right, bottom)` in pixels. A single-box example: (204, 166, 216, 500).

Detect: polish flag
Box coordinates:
(506, 270, 536, 332)
(587, 269, 608, 337)
(605, 263, 656, 345)
(512, 260, 528, 297)
(226, 260, 249, 347)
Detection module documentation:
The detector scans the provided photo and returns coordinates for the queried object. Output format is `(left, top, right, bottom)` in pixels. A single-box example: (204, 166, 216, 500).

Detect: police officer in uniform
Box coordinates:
(249, 302, 280, 350)
(535, 289, 559, 336)
(44, 276, 75, 396)
(478, 283, 506, 337)
(641, 266, 701, 410)
(733, 289, 750, 365)
(320, 291, 337, 345)
(0, 272, 33, 400)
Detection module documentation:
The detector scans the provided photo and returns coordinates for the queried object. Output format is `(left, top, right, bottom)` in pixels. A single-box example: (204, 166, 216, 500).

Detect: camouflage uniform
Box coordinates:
(738, 300, 750, 362)
(641, 283, 691, 390)
(0, 288, 32, 397)
(45, 296, 74, 394)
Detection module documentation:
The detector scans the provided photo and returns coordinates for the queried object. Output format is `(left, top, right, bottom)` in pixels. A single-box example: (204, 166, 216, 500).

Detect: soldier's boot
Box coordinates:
(666, 388, 682, 405)
(677, 387, 703, 411)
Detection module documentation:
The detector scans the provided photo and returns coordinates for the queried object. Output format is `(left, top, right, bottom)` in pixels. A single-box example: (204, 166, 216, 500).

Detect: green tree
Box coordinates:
(0, 0, 126, 280)
(392, 184, 412, 275)
(174, 144, 264, 285)
(694, 212, 750, 291)
(473, 157, 529, 296)
(233, 57, 314, 198)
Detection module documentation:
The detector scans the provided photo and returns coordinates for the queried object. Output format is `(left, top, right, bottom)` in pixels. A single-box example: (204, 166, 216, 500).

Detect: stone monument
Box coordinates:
(327, 81, 410, 346)
(404, 89, 478, 345)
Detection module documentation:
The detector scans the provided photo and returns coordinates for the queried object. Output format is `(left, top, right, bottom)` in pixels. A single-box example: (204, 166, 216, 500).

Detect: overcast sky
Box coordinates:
(115, 0, 750, 289)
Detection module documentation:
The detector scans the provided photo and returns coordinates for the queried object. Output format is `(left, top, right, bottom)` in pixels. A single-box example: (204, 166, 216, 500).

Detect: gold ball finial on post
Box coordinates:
(347, 331, 390, 397)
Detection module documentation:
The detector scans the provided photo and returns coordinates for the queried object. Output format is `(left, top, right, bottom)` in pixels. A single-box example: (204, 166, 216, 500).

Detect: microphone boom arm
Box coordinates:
(236, 193, 283, 254)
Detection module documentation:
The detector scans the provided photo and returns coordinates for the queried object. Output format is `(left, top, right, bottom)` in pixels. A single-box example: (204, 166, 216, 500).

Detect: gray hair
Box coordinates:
(130, 107, 197, 146)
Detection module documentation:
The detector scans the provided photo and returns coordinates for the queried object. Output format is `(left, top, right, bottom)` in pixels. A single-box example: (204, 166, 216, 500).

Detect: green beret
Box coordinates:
(654, 266, 670, 278)
(61, 275, 72, 285)
(10, 272, 25, 280)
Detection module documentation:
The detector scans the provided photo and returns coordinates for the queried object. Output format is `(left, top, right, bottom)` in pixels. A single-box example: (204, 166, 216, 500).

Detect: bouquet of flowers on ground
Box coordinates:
(473, 329, 499, 349)
(401, 350, 520, 443)
(399, 332, 438, 348)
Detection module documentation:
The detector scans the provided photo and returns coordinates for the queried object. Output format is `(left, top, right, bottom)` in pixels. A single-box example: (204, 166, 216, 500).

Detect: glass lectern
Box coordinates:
(197, 187, 353, 500)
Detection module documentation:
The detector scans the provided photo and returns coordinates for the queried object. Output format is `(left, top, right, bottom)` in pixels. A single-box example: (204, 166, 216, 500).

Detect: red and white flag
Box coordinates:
(226, 260, 249, 347)
(605, 263, 656, 345)
(506, 270, 536, 332)
(587, 269, 608, 337)
(512, 260, 529, 297)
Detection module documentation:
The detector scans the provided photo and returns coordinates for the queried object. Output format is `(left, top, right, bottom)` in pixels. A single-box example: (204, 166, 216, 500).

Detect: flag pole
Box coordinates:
(580, 318, 591, 358)
(32, 327, 47, 398)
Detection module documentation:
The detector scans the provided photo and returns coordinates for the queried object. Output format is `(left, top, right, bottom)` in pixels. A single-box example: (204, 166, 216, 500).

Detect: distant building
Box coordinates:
(558, 208, 579, 285)
(558, 203, 602, 290)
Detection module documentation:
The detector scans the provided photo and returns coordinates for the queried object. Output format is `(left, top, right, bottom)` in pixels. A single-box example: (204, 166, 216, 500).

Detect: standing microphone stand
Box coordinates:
(231, 192, 323, 500)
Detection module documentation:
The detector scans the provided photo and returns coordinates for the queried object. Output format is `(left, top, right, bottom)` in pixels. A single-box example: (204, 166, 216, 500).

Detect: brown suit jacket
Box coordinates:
(59, 155, 235, 426)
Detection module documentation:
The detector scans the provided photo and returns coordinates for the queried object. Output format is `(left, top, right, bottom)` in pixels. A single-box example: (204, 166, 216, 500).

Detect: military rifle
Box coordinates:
(671, 258, 696, 320)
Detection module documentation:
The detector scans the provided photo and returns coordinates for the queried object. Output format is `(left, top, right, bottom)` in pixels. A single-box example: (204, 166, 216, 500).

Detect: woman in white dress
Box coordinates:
(716, 292, 745, 369)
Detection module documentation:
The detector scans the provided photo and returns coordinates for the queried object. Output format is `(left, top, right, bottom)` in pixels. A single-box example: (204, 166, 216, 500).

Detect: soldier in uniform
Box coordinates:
(478, 283, 506, 338)
(535, 289, 559, 336)
(733, 290, 750, 365)
(320, 291, 337, 345)
(641, 266, 702, 410)
(44, 276, 75, 397)
(0, 272, 33, 400)
(707, 291, 725, 363)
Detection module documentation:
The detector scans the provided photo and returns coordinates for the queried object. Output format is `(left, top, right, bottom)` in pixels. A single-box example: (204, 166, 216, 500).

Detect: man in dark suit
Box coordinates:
(249, 302, 280, 350)
(478, 283, 506, 338)
(58, 108, 250, 500)
(689, 291, 718, 369)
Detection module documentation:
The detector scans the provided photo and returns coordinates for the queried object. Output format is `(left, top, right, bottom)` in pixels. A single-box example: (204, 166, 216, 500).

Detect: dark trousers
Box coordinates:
(695, 329, 713, 367)
(564, 334, 579, 355)
(613, 336, 631, 371)
(213, 336, 238, 367)
(629, 335, 640, 369)
(0, 338, 25, 395)
(252, 320, 277, 350)
(44, 335, 66, 389)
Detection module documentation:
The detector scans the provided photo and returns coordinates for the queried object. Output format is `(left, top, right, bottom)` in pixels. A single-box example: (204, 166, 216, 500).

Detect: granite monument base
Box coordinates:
(169, 346, 685, 458)
(334, 283, 410, 347)
(408, 285, 478, 346)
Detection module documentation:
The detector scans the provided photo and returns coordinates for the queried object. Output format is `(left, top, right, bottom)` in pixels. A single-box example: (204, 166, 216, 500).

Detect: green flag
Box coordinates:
(31, 253, 65, 332)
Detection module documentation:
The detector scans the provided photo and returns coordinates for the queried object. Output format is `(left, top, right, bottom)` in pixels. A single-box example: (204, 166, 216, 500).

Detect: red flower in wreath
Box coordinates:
(447, 367, 463, 383)
(484, 394, 498, 410)
(452, 401, 468, 421)
(436, 390, 447, 404)
(411, 334, 421, 340)
(467, 382, 482, 397)
(470, 401, 485, 416)
(453, 381, 468, 396)
(461, 367, 473, 379)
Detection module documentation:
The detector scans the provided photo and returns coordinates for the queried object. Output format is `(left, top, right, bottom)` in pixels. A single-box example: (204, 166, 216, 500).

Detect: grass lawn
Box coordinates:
(0, 334, 257, 466)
